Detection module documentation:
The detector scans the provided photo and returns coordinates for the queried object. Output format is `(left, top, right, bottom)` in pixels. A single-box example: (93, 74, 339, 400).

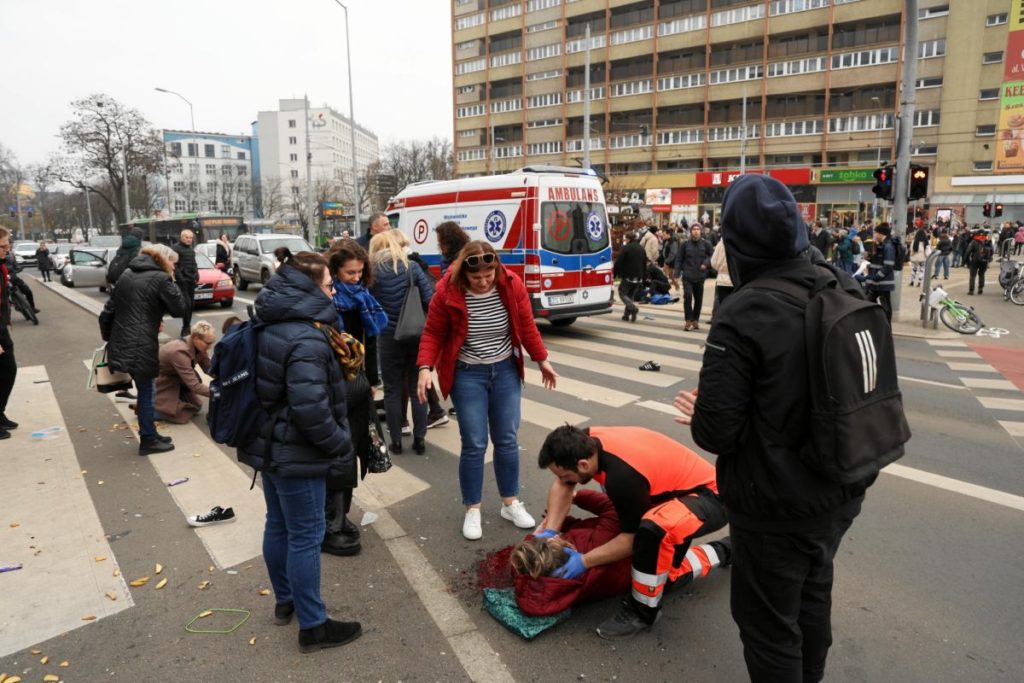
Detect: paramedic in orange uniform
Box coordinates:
(537, 425, 729, 639)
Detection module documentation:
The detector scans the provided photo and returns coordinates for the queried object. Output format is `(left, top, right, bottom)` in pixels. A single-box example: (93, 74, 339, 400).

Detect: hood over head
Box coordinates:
(720, 174, 808, 286)
(255, 261, 338, 326)
(121, 228, 144, 250)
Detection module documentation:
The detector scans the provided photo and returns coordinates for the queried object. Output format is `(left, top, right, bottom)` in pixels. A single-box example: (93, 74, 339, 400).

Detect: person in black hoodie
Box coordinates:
(613, 230, 646, 322)
(675, 174, 871, 683)
(106, 226, 145, 287)
(238, 248, 361, 653)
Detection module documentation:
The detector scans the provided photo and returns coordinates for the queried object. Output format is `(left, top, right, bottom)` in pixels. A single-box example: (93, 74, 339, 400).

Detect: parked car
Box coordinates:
(12, 241, 37, 266)
(231, 234, 314, 290)
(60, 247, 117, 290)
(49, 243, 77, 273)
(194, 251, 235, 308)
(194, 240, 219, 261)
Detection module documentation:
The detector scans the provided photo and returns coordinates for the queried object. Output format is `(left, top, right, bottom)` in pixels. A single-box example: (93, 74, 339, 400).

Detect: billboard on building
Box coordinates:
(996, 4, 1024, 172)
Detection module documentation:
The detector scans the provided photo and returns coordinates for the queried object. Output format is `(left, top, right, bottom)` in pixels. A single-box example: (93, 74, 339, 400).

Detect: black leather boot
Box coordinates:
(321, 490, 361, 556)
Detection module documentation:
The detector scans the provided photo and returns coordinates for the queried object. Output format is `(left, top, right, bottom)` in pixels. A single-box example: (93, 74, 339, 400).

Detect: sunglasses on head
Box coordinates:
(464, 253, 496, 269)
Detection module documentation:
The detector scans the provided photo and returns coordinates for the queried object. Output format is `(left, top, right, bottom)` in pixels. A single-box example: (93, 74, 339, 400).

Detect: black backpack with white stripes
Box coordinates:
(756, 265, 911, 484)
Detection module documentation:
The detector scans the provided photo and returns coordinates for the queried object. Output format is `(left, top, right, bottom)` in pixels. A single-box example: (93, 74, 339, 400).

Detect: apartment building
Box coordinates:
(162, 130, 256, 217)
(451, 0, 1019, 226)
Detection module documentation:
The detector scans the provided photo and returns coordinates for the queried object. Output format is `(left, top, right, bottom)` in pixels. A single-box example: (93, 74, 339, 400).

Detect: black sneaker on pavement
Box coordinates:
(298, 618, 362, 653)
(426, 412, 450, 429)
(139, 438, 174, 456)
(114, 390, 137, 403)
(596, 600, 659, 640)
(0, 414, 18, 430)
(187, 506, 236, 528)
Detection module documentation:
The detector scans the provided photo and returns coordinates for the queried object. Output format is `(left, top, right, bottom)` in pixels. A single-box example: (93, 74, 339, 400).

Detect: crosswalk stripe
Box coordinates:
(926, 339, 965, 347)
(545, 349, 684, 387)
(998, 421, 1024, 437)
(85, 362, 266, 570)
(934, 349, 980, 359)
(566, 319, 707, 356)
(946, 362, 999, 373)
(634, 399, 684, 417)
(546, 335, 702, 374)
(2, 366, 133, 658)
(976, 396, 1024, 411)
(524, 367, 640, 407)
(960, 377, 1020, 391)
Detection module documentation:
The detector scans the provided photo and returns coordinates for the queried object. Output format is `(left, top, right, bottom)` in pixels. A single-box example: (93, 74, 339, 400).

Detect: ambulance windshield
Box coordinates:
(540, 202, 609, 255)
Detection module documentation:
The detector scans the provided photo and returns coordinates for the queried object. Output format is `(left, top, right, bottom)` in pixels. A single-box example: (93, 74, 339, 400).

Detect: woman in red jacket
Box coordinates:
(510, 489, 732, 617)
(417, 240, 558, 540)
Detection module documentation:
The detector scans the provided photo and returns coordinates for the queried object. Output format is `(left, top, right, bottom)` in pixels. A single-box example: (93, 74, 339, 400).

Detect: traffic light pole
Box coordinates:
(891, 0, 918, 314)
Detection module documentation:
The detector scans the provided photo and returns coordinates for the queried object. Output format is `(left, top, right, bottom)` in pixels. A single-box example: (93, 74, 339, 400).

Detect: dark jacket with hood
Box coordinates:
(238, 262, 354, 480)
(369, 256, 434, 338)
(172, 240, 199, 287)
(106, 228, 144, 285)
(613, 239, 646, 281)
(691, 174, 868, 532)
(99, 250, 187, 379)
(674, 233, 713, 282)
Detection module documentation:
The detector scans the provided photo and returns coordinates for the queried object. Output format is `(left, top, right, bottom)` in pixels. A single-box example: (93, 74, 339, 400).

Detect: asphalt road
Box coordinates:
(1, 275, 1022, 682)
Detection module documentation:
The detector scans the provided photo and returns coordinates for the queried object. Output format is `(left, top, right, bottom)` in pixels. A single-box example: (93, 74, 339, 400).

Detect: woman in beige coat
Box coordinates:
(710, 238, 734, 321)
(154, 321, 215, 423)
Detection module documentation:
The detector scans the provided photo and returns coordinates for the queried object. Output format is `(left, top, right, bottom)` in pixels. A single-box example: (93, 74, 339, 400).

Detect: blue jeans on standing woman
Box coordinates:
(131, 375, 156, 439)
(932, 253, 950, 280)
(261, 472, 327, 629)
(450, 357, 522, 505)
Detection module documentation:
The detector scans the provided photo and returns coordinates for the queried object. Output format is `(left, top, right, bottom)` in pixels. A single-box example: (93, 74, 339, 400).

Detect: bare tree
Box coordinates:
(47, 94, 165, 224)
(258, 175, 286, 219)
(380, 137, 454, 195)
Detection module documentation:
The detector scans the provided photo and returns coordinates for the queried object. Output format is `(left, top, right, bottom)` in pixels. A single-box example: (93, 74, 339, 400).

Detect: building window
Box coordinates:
(455, 58, 486, 75)
(289, 136, 298, 144)
(237, 151, 246, 160)
(207, 182, 217, 193)
(188, 182, 198, 192)
(973, 160, 994, 171)
(918, 5, 949, 19)
(527, 118, 563, 129)
(187, 163, 199, 175)
(236, 165, 248, 176)
(454, 12, 484, 31)
(918, 39, 946, 59)
(527, 0, 561, 11)
(208, 200, 218, 211)
(205, 164, 216, 175)
(222, 166, 233, 176)
(173, 199, 186, 212)
(527, 69, 562, 81)
(527, 20, 559, 33)
(172, 181, 185, 192)
(983, 51, 1004, 64)
(459, 129, 479, 138)
(527, 92, 562, 109)
(289, 153, 298, 161)
(913, 110, 941, 127)
(912, 144, 938, 156)
(187, 143, 198, 157)
(169, 142, 182, 157)
(987, 13, 1008, 26)
(527, 141, 563, 155)
(457, 84, 477, 94)
(916, 76, 943, 88)
(527, 43, 561, 61)
(291, 170, 299, 179)
(976, 124, 997, 136)
(979, 88, 1000, 100)
(204, 144, 215, 158)
(288, 119, 296, 128)
(221, 145, 231, 158)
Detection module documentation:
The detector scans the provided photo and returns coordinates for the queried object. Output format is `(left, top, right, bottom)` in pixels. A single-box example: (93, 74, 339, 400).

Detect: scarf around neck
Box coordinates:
(332, 281, 388, 338)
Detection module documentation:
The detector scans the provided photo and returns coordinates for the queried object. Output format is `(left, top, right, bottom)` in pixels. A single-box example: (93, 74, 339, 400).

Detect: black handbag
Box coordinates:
(394, 264, 425, 342)
(366, 394, 391, 474)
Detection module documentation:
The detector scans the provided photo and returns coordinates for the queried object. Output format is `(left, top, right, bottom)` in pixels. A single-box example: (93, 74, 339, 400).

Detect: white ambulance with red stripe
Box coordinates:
(384, 166, 613, 326)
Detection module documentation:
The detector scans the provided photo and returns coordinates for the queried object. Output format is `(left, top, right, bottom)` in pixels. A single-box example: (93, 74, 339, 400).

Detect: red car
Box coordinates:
(194, 252, 235, 308)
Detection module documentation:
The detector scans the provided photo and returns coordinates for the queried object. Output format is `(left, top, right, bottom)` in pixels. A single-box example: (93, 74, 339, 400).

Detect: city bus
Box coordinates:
(119, 214, 246, 245)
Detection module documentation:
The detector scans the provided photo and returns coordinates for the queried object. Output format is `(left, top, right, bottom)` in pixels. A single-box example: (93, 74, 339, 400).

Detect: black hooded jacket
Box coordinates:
(691, 174, 867, 531)
(99, 251, 187, 379)
(237, 262, 354, 480)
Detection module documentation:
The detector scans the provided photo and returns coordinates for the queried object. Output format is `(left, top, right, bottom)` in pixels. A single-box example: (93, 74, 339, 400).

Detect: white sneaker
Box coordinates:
(500, 500, 536, 529)
(463, 508, 482, 540)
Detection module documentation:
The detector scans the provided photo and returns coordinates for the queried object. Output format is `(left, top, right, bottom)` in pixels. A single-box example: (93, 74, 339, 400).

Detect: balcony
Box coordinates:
(656, 127, 705, 147)
(566, 138, 606, 152)
(489, 50, 522, 69)
(706, 124, 760, 143)
(827, 112, 894, 134)
(763, 118, 825, 138)
(490, 98, 523, 115)
(566, 86, 606, 103)
(609, 133, 653, 150)
(709, 63, 764, 86)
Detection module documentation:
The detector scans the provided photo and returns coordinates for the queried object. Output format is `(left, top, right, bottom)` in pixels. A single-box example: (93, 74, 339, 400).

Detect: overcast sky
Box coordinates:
(0, 0, 453, 166)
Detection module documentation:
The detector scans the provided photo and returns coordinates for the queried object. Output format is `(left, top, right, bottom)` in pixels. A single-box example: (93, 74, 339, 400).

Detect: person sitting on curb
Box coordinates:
(154, 320, 215, 424)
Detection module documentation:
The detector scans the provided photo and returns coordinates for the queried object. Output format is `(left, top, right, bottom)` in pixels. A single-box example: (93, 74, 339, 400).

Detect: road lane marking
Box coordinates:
(960, 377, 1020, 391)
(934, 349, 980, 359)
(1, 366, 133, 657)
(546, 349, 684, 388)
(946, 362, 999, 373)
(884, 464, 1024, 513)
(566, 319, 708, 356)
(898, 375, 966, 390)
(524, 366, 639, 407)
(634, 399, 682, 417)
(998, 421, 1024, 437)
(977, 396, 1024, 411)
(546, 335, 703, 373)
(927, 339, 965, 347)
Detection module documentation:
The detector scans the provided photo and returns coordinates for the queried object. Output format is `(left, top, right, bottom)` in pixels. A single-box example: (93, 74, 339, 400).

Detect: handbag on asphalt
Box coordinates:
(90, 345, 133, 394)
(393, 264, 425, 342)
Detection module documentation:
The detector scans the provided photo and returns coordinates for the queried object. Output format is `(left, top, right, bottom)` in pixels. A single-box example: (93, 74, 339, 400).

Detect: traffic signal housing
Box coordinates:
(908, 165, 929, 201)
(983, 202, 992, 217)
(872, 165, 894, 201)
(995, 202, 1004, 217)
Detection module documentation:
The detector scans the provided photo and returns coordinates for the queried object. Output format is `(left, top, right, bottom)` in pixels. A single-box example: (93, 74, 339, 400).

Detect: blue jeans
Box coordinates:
(932, 254, 950, 279)
(132, 375, 156, 439)
(450, 357, 522, 506)
(261, 473, 327, 629)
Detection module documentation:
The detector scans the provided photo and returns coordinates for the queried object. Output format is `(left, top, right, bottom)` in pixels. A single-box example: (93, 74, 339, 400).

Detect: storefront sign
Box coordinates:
(817, 169, 876, 184)
(644, 188, 672, 206)
(652, 205, 671, 213)
(671, 189, 699, 204)
(696, 169, 811, 187)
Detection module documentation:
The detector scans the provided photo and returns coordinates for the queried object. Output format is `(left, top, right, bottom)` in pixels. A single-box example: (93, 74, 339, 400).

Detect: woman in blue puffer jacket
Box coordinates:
(369, 229, 434, 455)
(238, 248, 361, 654)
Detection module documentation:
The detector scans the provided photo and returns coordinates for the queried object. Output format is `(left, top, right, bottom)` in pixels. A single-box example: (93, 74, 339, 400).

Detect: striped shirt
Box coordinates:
(459, 289, 513, 364)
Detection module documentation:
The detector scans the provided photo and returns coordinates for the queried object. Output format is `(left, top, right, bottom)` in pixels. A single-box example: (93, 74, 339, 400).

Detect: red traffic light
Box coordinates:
(983, 202, 992, 217)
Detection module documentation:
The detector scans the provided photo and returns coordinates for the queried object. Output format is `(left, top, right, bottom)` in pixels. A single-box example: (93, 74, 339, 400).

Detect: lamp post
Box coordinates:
(332, 1, 362, 235)
(156, 87, 196, 214)
(872, 96, 881, 223)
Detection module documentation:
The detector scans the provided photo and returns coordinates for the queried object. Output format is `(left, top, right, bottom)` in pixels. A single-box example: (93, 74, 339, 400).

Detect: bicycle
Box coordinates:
(925, 285, 983, 334)
(10, 282, 39, 325)
(999, 260, 1024, 305)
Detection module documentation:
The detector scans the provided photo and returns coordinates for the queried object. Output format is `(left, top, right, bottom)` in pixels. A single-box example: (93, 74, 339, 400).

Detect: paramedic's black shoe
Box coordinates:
(596, 600, 659, 640)
(710, 537, 733, 567)
(298, 618, 362, 653)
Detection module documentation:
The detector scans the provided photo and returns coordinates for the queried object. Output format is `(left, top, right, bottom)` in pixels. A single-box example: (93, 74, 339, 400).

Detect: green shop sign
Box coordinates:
(817, 169, 876, 184)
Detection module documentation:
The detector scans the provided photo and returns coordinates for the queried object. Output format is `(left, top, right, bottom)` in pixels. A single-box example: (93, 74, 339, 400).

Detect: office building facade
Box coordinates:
(162, 130, 257, 218)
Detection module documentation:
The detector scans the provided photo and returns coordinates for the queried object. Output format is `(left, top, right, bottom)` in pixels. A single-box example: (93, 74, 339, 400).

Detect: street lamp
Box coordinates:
(332, 1, 362, 234)
(156, 87, 197, 214)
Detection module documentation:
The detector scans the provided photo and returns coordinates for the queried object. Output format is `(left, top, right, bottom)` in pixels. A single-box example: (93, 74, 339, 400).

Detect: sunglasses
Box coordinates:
(464, 253, 497, 269)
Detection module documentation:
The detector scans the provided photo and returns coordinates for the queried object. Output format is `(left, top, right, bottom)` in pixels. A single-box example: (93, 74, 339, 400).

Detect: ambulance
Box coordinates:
(384, 165, 613, 326)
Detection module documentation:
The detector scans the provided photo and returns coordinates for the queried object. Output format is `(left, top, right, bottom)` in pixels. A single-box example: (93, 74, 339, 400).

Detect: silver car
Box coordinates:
(60, 247, 116, 290)
(232, 234, 313, 290)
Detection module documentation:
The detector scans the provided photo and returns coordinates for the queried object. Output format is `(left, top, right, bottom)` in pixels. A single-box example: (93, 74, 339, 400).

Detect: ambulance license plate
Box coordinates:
(194, 292, 214, 300)
(549, 294, 575, 306)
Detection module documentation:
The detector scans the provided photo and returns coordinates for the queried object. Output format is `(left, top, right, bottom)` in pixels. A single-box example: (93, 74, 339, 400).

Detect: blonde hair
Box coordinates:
(190, 320, 216, 340)
(141, 244, 178, 276)
(509, 536, 574, 579)
(369, 228, 410, 272)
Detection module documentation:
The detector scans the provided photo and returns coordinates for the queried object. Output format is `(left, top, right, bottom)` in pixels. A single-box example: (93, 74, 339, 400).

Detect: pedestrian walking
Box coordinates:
(98, 244, 187, 455)
(613, 231, 645, 322)
(1014, 223, 1024, 256)
(416, 240, 557, 541)
(965, 228, 995, 295)
(933, 229, 952, 280)
(674, 224, 713, 330)
(369, 229, 433, 455)
(238, 248, 362, 653)
(172, 229, 199, 337)
(0, 228, 18, 440)
(35, 241, 52, 282)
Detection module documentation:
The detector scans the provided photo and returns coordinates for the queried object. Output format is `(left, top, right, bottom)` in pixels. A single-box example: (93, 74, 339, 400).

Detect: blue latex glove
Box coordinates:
(533, 528, 558, 540)
(552, 548, 588, 579)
